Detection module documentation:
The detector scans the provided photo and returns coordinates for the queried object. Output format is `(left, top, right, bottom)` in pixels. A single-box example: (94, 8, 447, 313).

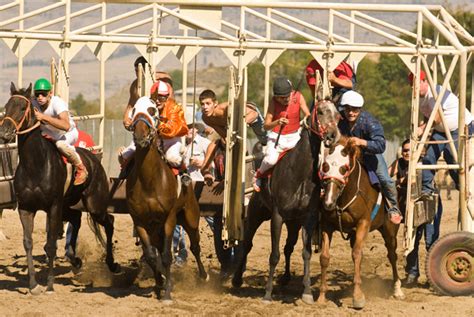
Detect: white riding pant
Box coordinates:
(258, 130, 300, 175)
(120, 136, 183, 167)
(157, 137, 183, 167)
(53, 129, 82, 166)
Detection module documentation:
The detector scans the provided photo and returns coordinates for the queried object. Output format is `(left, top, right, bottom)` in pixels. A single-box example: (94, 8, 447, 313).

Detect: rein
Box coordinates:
(0, 95, 40, 135)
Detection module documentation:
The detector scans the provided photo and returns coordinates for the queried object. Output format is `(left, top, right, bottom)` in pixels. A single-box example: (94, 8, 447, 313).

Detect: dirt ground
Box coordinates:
(0, 190, 473, 316)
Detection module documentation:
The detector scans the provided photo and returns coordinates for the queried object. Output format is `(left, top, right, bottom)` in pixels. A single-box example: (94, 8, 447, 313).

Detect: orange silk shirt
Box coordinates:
(158, 98, 188, 139)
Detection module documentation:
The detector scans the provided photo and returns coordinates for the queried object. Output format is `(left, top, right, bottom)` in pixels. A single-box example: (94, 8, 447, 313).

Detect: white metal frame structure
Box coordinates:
(0, 0, 473, 251)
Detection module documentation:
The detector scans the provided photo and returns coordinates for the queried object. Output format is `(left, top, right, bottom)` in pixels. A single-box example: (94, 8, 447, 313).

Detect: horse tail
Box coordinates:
(86, 213, 107, 249)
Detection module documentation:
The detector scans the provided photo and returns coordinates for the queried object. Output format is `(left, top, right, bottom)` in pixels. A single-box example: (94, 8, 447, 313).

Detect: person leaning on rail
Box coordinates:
(409, 70, 474, 199)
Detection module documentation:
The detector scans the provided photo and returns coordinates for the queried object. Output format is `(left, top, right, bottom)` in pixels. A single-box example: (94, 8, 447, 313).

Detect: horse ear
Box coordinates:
(25, 83, 32, 97)
(10, 82, 17, 96)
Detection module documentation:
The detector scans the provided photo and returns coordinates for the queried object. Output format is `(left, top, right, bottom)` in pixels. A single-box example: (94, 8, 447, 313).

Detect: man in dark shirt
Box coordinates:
(338, 90, 402, 224)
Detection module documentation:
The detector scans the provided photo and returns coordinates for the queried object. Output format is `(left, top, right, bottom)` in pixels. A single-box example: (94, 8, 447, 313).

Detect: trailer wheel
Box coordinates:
(426, 231, 474, 296)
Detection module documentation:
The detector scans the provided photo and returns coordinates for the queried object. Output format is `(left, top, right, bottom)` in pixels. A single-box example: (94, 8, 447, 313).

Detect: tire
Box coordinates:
(426, 231, 474, 296)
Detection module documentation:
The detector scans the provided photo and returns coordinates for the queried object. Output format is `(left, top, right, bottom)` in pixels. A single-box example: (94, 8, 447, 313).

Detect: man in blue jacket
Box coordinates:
(338, 90, 403, 224)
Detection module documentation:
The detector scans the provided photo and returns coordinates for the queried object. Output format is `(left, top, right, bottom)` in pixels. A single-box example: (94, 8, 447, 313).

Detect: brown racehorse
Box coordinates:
(126, 96, 207, 302)
(318, 137, 404, 309)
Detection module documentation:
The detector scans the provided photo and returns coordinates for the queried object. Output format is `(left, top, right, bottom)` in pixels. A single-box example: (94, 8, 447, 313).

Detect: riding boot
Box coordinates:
(252, 170, 264, 192)
(73, 162, 88, 185)
(381, 181, 403, 224)
(56, 140, 88, 185)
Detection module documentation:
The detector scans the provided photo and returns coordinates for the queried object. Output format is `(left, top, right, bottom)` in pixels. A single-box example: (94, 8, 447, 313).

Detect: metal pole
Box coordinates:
(98, 1, 106, 152)
(182, 29, 188, 109)
(263, 7, 271, 114)
(17, 0, 23, 87)
(458, 50, 468, 230)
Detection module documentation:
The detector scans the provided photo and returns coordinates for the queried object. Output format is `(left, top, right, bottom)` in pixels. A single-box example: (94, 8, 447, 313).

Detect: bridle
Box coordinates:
(131, 112, 159, 146)
(308, 100, 338, 140)
(0, 95, 40, 135)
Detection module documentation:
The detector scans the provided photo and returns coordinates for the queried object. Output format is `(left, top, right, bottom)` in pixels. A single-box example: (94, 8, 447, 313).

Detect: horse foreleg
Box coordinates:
(135, 225, 163, 297)
(278, 221, 300, 287)
(18, 209, 42, 295)
(317, 228, 332, 304)
(263, 211, 283, 302)
(352, 220, 370, 309)
(380, 226, 405, 300)
(301, 220, 315, 304)
(232, 202, 270, 288)
(161, 221, 174, 303)
(45, 204, 62, 293)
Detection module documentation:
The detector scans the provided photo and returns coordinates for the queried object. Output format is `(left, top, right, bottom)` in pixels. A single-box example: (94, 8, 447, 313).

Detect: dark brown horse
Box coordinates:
(126, 95, 207, 302)
(318, 137, 404, 308)
(0, 83, 119, 295)
(232, 99, 341, 304)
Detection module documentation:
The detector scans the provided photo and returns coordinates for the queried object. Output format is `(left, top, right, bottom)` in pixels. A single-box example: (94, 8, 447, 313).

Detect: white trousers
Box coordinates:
(258, 130, 300, 175)
(121, 136, 183, 167)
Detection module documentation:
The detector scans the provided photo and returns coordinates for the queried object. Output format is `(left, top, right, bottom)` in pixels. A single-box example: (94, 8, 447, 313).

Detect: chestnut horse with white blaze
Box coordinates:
(318, 137, 405, 308)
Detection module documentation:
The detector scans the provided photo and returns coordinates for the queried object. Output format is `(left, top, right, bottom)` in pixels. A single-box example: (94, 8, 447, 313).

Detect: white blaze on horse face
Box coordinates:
(132, 96, 158, 127)
(320, 144, 350, 183)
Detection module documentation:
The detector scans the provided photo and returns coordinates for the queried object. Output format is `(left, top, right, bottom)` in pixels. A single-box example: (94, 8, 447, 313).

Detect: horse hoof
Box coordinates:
(30, 285, 44, 296)
(108, 262, 121, 274)
(302, 294, 314, 305)
(393, 292, 405, 300)
(162, 299, 173, 305)
(232, 276, 243, 288)
(352, 297, 366, 309)
(204, 273, 210, 282)
(70, 257, 82, 269)
(261, 298, 272, 304)
(278, 274, 291, 286)
(262, 294, 272, 303)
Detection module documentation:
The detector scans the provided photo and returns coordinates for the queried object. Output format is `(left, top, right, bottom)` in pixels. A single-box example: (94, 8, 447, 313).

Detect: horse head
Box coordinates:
(0, 82, 35, 143)
(319, 137, 360, 211)
(131, 97, 160, 148)
(309, 99, 341, 147)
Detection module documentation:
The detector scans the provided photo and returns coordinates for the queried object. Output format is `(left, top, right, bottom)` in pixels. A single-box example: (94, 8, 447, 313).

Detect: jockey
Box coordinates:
(151, 80, 189, 167)
(32, 78, 88, 185)
(338, 90, 402, 225)
(305, 59, 355, 107)
(119, 80, 190, 183)
(122, 56, 175, 130)
(253, 76, 310, 192)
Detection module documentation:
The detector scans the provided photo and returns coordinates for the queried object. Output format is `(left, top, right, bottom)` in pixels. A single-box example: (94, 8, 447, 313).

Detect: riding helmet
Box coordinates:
(273, 77, 292, 97)
(34, 78, 52, 92)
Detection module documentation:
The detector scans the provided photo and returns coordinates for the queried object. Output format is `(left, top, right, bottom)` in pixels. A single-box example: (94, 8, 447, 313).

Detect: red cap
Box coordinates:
(408, 70, 426, 85)
(150, 80, 171, 95)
